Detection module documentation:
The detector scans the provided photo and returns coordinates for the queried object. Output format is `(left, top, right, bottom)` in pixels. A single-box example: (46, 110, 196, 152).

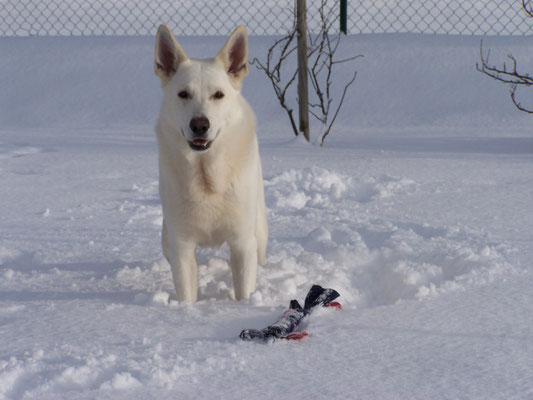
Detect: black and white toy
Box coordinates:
(240, 284, 341, 342)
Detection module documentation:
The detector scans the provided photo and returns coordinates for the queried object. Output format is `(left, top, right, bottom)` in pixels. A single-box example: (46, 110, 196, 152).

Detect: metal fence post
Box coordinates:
(296, 0, 310, 142)
(340, 0, 348, 34)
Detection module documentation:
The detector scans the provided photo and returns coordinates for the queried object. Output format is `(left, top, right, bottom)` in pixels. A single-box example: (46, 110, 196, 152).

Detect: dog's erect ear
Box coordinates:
(154, 25, 189, 83)
(216, 26, 249, 87)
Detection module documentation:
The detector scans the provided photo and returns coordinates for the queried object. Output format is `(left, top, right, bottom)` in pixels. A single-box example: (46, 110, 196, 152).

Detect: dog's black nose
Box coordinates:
(189, 116, 210, 136)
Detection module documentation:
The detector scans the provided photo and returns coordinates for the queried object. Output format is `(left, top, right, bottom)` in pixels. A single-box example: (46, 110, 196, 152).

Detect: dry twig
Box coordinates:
(476, 41, 533, 114)
(523, 0, 533, 17)
(252, 30, 300, 136)
(307, 0, 363, 145)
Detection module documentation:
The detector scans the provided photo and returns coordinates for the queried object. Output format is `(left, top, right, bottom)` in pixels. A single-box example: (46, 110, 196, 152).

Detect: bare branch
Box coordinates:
(333, 54, 365, 65)
(477, 40, 533, 114)
(523, 0, 533, 17)
(476, 41, 533, 86)
(251, 28, 300, 136)
(303, 0, 363, 145)
(320, 70, 358, 146)
(309, 108, 325, 124)
(510, 84, 533, 114)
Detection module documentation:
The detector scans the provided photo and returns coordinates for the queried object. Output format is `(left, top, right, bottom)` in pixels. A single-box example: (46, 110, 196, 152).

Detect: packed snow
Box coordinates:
(1, 32, 533, 399)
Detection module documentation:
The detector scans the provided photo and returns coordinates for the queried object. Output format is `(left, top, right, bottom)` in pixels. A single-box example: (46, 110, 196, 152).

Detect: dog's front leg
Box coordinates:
(169, 240, 198, 302)
(229, 237, 258, 300)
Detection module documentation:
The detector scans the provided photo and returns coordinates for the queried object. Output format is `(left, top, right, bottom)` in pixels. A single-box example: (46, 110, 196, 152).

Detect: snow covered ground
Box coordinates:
(1, 33, 533, 399)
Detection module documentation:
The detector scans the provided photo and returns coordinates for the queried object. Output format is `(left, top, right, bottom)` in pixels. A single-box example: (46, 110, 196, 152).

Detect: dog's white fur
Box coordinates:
(154, 25, 268, 301)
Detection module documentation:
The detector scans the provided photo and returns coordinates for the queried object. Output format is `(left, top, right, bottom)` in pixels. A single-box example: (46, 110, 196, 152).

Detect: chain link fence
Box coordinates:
(1, 0, 532, 37)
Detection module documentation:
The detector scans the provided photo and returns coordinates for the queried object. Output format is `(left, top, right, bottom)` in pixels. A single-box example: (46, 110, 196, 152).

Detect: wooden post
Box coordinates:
(296, 0, 310, 142)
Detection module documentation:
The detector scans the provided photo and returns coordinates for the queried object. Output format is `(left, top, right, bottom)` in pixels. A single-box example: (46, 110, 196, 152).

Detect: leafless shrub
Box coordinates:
(307, 1, 363, 145)
(252, 30, 300, 136)
(252, 0, 362, 145)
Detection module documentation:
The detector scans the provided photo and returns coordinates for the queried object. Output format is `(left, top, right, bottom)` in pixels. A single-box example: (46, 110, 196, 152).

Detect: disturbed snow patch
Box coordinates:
(0, 167, 516, 311)
(254, 223, 514, 308)
(253, 167, 513, 308)
(265, 167, 350, 210)
(265, 167, 416, 211)
(134, 167, 518, 308)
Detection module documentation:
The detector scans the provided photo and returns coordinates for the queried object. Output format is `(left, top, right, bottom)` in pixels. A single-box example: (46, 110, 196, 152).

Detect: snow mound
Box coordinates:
(265, 167, 416, 212)
(186, 167, 515, 308)
(265, 167, 350, 210)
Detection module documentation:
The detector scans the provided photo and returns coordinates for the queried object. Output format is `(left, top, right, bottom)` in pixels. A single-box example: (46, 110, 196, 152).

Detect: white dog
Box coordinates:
(154, 25, 268, 301)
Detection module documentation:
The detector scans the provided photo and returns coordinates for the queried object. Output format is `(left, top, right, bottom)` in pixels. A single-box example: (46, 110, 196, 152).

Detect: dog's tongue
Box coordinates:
(193, 139, 208, 146)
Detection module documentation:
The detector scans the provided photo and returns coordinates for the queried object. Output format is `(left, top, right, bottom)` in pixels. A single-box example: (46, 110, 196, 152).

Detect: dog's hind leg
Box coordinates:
(229, 236, 258, 300)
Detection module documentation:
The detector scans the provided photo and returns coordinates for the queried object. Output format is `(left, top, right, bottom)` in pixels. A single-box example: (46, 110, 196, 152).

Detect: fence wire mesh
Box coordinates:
(1, 0, 532, 37)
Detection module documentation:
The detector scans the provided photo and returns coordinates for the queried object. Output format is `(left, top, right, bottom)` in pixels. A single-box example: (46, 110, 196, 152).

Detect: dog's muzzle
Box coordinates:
(187, 116, 212, 151)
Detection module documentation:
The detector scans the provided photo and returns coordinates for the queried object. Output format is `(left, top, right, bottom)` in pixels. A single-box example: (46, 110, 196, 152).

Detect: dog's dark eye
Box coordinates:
(178, 90, 190, 99)
(212, 91, 225, 100)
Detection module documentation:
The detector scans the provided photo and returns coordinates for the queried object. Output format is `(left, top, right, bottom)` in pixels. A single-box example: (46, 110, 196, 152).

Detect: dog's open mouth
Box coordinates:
(188, 139, 212, 151)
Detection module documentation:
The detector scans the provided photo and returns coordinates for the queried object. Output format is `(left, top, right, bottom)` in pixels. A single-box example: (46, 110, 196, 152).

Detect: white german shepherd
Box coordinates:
(154, 25, 268, 301)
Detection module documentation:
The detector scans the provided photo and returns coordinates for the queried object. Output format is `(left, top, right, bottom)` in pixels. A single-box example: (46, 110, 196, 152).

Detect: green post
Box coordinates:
(340, 0, 347, 34)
